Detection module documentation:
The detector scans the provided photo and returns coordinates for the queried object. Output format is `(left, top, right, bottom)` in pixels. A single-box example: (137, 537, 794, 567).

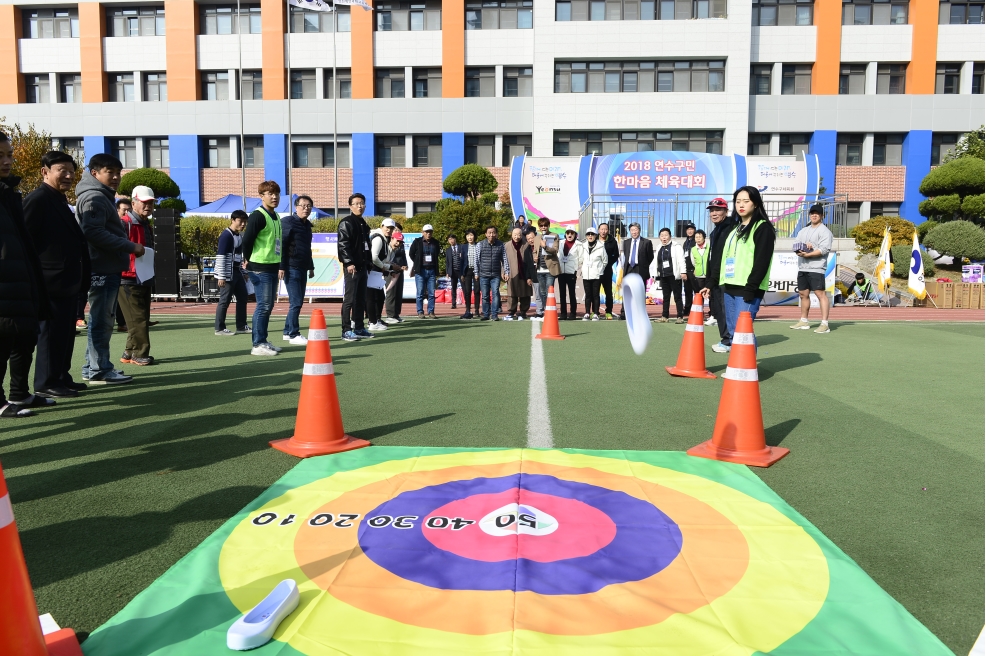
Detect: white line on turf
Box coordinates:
(526, 320, 554, 448)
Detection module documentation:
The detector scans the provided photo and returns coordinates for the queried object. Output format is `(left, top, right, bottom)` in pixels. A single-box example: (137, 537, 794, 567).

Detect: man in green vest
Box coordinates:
(687, 229, 709, 297)
(241, 180, 284, 357)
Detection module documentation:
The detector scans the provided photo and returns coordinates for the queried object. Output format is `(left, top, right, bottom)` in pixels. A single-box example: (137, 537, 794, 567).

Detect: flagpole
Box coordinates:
(286, 5, 293, 215)
(238, 0, 245, 210)
(332, 4, 338, 220)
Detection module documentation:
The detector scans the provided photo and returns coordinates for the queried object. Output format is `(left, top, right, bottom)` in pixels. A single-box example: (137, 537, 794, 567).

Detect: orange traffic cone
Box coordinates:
(687, 311, 789, 467)
(270, 310, 370, 458)
(0, 463, 83, 656)
(536, 286, 565, 341)
(666, 293, 716, 379)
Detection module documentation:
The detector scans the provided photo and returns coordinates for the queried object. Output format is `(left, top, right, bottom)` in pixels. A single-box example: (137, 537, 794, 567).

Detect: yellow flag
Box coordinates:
(874, 226, 893, 293)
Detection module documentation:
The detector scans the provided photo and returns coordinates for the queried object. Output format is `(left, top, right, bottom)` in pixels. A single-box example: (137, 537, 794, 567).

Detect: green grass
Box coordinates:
(1, 315, 982, 654)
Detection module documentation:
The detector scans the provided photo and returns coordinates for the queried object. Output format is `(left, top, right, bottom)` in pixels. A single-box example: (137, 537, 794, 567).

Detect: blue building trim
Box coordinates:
(83, 136, 111, 167)
(168, 135, 202, 208)
(733, 154, 747, 190)
(805, 154, 820, 196)
(351, 133, 376, 216)
(441, 132, 465, 199)
(901, 130, 932, 224)
(263, 134, 288, 200)
(809, 130, 837, 197)
(510, 154, 525, 218)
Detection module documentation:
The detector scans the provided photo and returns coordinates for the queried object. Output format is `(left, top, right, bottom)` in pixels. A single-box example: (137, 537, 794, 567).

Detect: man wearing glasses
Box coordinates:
(337, 193, 372, 342)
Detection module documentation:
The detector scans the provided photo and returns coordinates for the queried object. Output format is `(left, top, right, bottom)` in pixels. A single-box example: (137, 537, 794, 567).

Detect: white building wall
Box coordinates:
(18, 38, 80, 73)
(465, 30, 533, 67)
(840, 25, 912, 63)
(103, 36, 167, 72)
(374, 31, 442, 68)
(751, 26, 816, 63)
(196, 35, 263, 70)
(287, 32, 352, 68)
(936, 24, 986, 62)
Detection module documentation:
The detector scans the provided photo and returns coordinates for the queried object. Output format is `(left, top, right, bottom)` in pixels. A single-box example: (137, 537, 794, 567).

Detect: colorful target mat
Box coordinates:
(83, 448, 950, 655)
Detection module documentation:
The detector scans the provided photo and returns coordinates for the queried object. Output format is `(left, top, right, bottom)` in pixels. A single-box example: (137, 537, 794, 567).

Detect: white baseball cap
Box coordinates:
(585, 226, 598, 235)
(381, 218, 397, 227)
(422, 224, 434, 232)
(131, 185, 155, 201)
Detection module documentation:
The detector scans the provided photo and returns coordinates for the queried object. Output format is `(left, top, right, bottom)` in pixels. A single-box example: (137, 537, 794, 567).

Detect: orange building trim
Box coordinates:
(813, 0, 842, 94)
(907, 0, 938, 94)
(80, 2, 107, 103)
(262, 0, 287, 100)
(165, 0, 199, 101)
(351, 0, 374, 99)
(0, 6, 25, 105)
(442, 0, 464, 97)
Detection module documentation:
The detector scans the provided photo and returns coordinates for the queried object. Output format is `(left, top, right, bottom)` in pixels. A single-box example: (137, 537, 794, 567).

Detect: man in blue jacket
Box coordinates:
(280, 195, 315, 345)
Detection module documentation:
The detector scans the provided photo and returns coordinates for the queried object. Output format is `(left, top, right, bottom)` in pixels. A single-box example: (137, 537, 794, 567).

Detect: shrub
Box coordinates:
(961, 193, 985, 221)
(119, 168, 180, 198)
(889, 244, 934, 279)
(916, 220, 938, 243)
(923, 220, 986, 261)
(850, 215, 916, 254)
(943, 126, 985, 163)
(178, 216, 227, 260)
(443, 164, 498, 200)
(311, 218, 339, 233)
(918, 194, 960, 219)
(158, 197, 186, 215)
(919, 157, 985, 223)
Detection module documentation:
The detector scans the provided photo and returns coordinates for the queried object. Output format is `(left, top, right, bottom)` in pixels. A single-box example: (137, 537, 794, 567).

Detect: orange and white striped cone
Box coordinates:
(666, 293, 716, 379)
(536, 286, 565, 341)
(270, 310, 370, 458)
(687, 311, 789, 467)
(0, 462, 83, 656)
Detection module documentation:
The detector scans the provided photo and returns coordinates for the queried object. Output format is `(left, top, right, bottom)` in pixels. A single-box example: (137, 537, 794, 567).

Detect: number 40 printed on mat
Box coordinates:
(249, 512, 478, 531)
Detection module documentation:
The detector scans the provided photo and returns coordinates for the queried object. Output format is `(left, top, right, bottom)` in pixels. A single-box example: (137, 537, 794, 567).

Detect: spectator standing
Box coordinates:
(214, 210, 249, 336)
(77, 153, 142, 383)
(597, 222, 619, 319)
(458, 229, 481, 319)
(409, 224, 440, 319)
(24, 151, 91, 398)
(280, 195, 316, 345)
(504, 227, 535, 320)
(533, 218, 560, 319)
(618, 222, 654, 320)
(444, 233, 462, 310)
(579, 226, 607, 320)
(384, 229, 407, 324)
(337, 193, 372, 341)
(790, 204, 834, 334)
(513, 214, 533, 235)
(117, 185, 156, 366)
(475, 225, 509, 321)
(241, 180, 284, 355)
(652, 227, 687, 324)
(557, 229, 582, 320)
(703, 198, 735, 335)
(682, 222, 697, 271)
(687, 229, 709, 296)
(113, 198, 131, 333)
(366, 218, 396, 332)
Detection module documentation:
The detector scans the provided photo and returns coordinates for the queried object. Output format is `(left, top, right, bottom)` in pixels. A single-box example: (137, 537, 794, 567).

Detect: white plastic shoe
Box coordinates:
(289, 335, 309, 345)
(382, 317, 399, 325)
(704, 317, 717, 326)
(367, 322, 388, 331)
(251, 344, 278, 356)
(227, 579, 300, 651)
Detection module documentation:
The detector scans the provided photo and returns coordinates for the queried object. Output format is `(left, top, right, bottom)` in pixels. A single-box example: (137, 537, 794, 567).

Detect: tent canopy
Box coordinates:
(186, 194, 331, 218)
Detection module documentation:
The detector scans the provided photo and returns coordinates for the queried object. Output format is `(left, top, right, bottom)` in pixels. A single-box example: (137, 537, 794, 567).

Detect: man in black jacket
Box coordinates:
(700, 198, 736, 344)
(337, 193, 371, 341)
(280, 195, 315, 344)
(618, 222, 654, 320)
(444, 234, 462, 310)
(597, 222, 619, 319)
(24, 151, 91, 398)
(408, 224, 440, 319)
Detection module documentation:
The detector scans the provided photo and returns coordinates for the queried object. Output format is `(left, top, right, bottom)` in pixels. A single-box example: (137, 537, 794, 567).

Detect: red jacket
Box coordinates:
(121, 212, 153, 283)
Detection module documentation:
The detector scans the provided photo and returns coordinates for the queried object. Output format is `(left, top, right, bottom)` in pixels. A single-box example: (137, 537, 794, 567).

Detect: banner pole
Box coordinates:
(238, 0, 245, 210)
(286, 9, 293, 215)
(333, 4, 338, 220)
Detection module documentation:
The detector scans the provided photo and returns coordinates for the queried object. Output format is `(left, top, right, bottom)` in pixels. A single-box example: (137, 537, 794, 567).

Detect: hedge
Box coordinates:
(889, 244, 935, 279)
(119, 168, 180, 198)
(850, 215, 916, 255)
(919, 157, 985, 198)
(443, 164, 498, 200)
(923, 220, 986, 261)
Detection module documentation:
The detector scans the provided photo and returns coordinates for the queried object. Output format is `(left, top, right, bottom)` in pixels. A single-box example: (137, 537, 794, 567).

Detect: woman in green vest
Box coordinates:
(687, 228, 709, 296)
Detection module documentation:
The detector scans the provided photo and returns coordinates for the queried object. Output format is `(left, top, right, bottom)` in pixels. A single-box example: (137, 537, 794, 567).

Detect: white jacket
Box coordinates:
(649, 241, 687, 279)
(558, 240, 582, 275)
(579, 240, 609, 280)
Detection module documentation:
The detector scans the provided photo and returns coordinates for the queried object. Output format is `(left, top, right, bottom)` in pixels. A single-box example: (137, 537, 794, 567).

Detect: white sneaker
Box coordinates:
(289, 335, 309, 345)
(591, 314, 600, 321)
(531, 315, 543, 322)
(504, 315, 515, 321)
(367, 322, 388, 331)
(790, 319, 811, 330)
(251, 344, 278, 356)
(516, 315, 525, 321)
(582, 313, 590, 321)
(282, 334, 292, 341)
(711, 342, 731, 353)
(814, 322, 831, 334)
(263, 341, 283, 352)
(704, 317, 717, 326)
(382, 317, 399, 325)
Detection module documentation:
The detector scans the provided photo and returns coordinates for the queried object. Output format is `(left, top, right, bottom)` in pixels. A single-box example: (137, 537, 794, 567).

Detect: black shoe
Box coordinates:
(35, 387, 79, 399)
(10, 395, 56, 408)
(480, 316, 489, 321)
(63, 381, 88, 391)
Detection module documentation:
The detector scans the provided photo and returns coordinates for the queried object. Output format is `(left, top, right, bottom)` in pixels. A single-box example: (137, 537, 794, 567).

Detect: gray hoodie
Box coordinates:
(76, 172, 134, 275)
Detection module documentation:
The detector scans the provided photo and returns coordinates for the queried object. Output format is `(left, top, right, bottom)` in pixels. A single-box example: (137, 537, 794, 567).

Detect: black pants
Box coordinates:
(76, 291, 88, 321)
(385, 272, 404, 319)
(618, 265, 650, 318)
(342, 269, 367, 333)
(688, 275, 706, 298)
(711, 286, 729, 340)
(0, 332, 37, 404)
(601, 266, 614, 314)
(35, 296, 79, 390)
(661, 276, 684, 319)
(215, 271, 248, 332)
(448, 272, 460, 308)
(460, 271, 481, 313)
(116, 303, 127, 329)
(557, 274, 577, 317)
(584, 279, 601, 315)
(366, 285, 385, 325)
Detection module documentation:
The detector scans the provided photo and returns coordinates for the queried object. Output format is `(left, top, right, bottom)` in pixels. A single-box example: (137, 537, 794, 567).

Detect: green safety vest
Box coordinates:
(251, 208, 282, 264)
(719, 221, 772, 291)
(691, 245, 709, 277)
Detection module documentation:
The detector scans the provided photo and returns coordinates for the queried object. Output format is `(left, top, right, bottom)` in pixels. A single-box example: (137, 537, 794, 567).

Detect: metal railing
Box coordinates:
(578, 194, 849, 240)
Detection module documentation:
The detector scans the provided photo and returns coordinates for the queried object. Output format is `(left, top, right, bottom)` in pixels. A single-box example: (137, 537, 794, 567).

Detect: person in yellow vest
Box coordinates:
(687, 229, 709, 296)
(702, 186, 775, 353)
(241, 180, 284, 357)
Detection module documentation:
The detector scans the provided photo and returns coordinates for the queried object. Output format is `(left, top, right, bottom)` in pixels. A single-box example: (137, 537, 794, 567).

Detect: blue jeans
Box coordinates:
(537, 272, 555, 315)
(723, 291, 762, 346)
(415, 268, 437, 314)
(248, 270, 277, 347)
(83, 273, 121, 379)
(283, 268, 308, 337)
(479, 276, 501, 318)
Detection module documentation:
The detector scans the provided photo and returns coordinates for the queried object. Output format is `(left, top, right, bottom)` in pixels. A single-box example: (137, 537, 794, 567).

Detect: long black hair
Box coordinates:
(731, 186, 771, 241)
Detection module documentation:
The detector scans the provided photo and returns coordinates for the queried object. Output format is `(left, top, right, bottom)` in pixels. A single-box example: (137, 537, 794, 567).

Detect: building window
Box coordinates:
(203, 72, 229, 100)
(876, 63, 905, 94)
(752, 0, 813, 25)
(146, 138, 169, 168)
(467, 1, 534, 28)
(940, 1, 985, 23)
(240, 70, 262, 99)
(25, 75, 50, 104)
(747, 133, 770, 156)
(24, 9, 79, 38)
(842, 0, 908, 24)
(466, 135, 495, 166)
(60, 74, 81, 103)
(144, 73, 167, 101)
(504, 134, 533, 163)
(974, 62, 985, 94)
(107, 7, 165, 37)
(466, 67, 495, 97)
(294, 142, 351, 168)
(243, 137, 265, 168)
(839, 64, 866, 94)
(200, 5, 261, 34)
(289, 5, 350, 32)
(870, 202, 900, 218)
(325, 69, 351, 98)
(109, 74, 135, 102)
(931, 133, 960, 165)
(556, 0, 727, 20)
(555, 60, 724, 93)
(935, 62, 962, 94)
(376, 1, 441, 31)
(376, 202, 408, 217)
(205, 137, 231, 168)
(504, 67, 534, 96)
(554, 130, 723, 155)
(290, 70, 316, 99)
(377, 136, 406, 167)
(414, 136, 442, 167)
(112, 139, 138, 168)
(873, 133, 904, 166)
(780, 133, 811, 158)
(781, 63, 812, 94)
(54, 138, 84, 162)
(413, 68, 442, 98)
(750, 64, 772, 95)
(413, 203, 436, 214)
(375, 69, 406, 98)
(837, 133, 864, 166)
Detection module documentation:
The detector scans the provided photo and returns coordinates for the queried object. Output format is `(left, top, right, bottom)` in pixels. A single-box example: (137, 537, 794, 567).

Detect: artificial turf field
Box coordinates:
(1, 314, 983, 654)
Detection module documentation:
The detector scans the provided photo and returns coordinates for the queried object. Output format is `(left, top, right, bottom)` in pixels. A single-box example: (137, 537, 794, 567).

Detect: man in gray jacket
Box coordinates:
(77, 154, 144, 384)
(790, 204, 833, 334)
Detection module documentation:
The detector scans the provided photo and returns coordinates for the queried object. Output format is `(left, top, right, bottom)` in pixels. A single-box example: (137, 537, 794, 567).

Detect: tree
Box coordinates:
(923, 221, 986, 261)
(918, 154, 985, 224)
(442, 164, 498, 200)
(0, 117, 84, 202)
(943, 125, 985, 163)
(850, 215, 915, 255)
(119, 168, 180, 198)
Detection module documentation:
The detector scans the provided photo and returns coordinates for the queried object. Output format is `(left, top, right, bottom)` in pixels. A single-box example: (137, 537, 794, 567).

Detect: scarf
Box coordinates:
(563, 239, 575, 255)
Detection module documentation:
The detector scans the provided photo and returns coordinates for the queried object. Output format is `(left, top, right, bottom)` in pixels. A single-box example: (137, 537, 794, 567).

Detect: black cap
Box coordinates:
(808, 204, 824, 216)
